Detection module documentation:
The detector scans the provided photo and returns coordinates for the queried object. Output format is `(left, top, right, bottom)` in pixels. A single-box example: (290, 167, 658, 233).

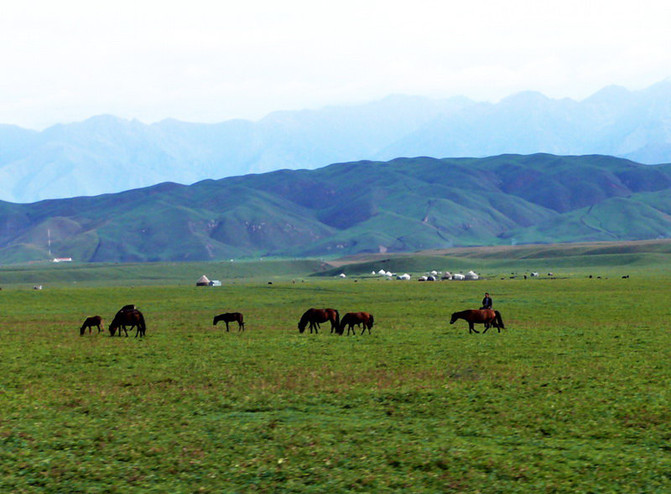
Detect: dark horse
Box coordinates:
(450, 309, 505, 334)
(80, 315, 104, 336)
(339, 312, 374, 335)
(109, 306, 146, 337)
(213, 312, 245, 331)
(298, 308, 340, 334)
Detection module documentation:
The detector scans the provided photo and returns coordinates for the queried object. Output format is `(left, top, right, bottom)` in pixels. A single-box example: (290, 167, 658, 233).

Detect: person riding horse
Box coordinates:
(480, 292, 492, 310)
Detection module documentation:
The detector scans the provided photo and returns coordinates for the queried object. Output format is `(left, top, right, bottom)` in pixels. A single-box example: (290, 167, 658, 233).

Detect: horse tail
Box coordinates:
(138, 312, 146, 335)
(368, 314, 374, 329)
(334, 310, 340, 330)
(495, 310, 505, 329)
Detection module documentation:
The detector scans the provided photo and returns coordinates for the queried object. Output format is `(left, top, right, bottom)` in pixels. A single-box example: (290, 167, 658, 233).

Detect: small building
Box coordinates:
(196, 275, 211, 286)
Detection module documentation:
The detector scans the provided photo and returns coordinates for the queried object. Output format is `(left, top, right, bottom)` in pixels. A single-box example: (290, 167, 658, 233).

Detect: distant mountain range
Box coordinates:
(2, 81, 671, 204)
(2, 154, 670, 263)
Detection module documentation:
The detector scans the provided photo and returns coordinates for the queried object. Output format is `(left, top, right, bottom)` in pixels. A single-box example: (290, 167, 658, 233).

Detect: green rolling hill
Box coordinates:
(1, 153, 671, 263)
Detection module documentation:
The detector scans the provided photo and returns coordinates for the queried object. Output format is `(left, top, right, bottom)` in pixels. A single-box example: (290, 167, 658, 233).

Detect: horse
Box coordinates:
(339, 312, 374, 335)
(449, 309, 505, 334)
(213, 312, 245, 331)
(298, 308, 340, 334)
(109, 307, 146, 337)
(80, 315, 104, 336)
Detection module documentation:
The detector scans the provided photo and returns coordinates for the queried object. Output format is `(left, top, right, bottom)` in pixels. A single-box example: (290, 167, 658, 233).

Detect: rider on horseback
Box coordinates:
(480, 292, 492, 310)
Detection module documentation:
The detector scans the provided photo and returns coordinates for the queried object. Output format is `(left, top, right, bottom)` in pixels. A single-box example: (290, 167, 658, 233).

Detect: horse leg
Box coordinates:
(470, 322, 479, 334)
(225, 321, 230, 332)
(483, 323, 489, 334)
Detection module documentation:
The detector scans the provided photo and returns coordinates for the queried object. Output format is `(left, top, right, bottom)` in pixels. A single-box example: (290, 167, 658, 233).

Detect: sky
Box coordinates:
(1, 0, 670, 129)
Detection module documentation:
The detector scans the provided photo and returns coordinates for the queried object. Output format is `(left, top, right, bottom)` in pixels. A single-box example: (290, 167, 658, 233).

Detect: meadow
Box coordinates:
(1, 260, 670, 492)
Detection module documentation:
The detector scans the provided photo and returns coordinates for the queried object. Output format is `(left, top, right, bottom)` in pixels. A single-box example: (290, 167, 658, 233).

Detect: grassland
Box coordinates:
(1, 250, 670, 492)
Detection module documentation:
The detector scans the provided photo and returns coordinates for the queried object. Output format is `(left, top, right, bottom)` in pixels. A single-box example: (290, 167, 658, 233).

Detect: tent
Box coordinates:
(196, 275, 211, 286)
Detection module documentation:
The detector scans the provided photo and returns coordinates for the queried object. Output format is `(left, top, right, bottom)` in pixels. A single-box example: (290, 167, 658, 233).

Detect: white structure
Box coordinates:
(338, 273, 347, 278)
(396, 273, 411, 280)
(452, 273, 465, 280)
(209, 280, 222, 287)
(196, 275, 211, 286)
(465, 270, 479, 280)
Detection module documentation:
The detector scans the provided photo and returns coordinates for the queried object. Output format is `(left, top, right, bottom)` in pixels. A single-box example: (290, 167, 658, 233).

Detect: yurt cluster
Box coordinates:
(365, 269, 480, 281)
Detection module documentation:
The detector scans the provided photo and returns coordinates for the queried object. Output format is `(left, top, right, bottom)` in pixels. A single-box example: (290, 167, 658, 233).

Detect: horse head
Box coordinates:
(449, 312, 458, 324)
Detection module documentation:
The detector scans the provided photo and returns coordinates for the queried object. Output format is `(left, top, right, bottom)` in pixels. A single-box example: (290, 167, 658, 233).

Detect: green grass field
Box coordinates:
(1, 254, 670, 491)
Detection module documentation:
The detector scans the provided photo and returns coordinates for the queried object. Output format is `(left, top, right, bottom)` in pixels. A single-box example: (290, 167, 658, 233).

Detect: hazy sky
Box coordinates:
(2, 0, 670, 129)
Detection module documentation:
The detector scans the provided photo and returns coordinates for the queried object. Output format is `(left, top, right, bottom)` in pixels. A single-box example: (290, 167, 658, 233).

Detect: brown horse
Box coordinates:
(298, 308, 340, 334)
(213, 312, 245, 331)
(80, 315, 104, 335)
(450, 309, 505, 334)
(109, 307, 146, 337)
(339, 312, 374, 335)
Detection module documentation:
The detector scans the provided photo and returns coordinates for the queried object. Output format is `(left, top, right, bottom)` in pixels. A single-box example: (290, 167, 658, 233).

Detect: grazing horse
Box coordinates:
(339, 312, 374, 335)
(80, 315, 104, 336)
(213, 312, 245, 331)
(450, 309, 505, 334)
(298, 308, 340, 334)
(109, 307, 146, 337)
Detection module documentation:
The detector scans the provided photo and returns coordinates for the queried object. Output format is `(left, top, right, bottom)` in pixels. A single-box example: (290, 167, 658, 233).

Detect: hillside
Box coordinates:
(2, 81, 671, 203)
(1, 154, 671, 264)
